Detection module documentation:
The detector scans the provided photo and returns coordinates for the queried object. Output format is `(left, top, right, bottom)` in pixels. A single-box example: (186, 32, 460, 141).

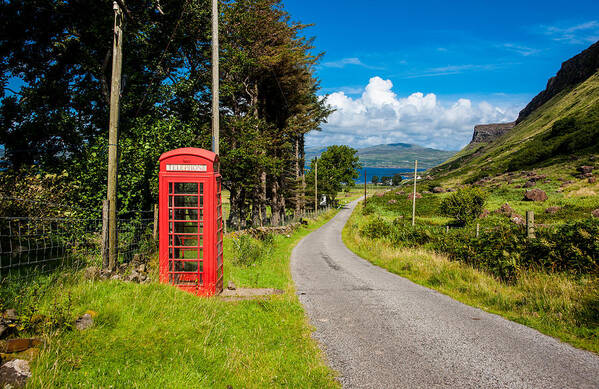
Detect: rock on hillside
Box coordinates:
(470, 122, 516, 144)
(517, 40, 599, 123)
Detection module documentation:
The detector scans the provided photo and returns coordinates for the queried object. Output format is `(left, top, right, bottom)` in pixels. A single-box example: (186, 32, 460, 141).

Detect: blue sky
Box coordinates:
(285, 0, 599, 150)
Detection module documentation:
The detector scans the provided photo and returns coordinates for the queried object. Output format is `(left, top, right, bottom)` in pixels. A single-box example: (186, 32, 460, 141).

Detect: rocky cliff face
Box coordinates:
(517, 40, 599, 123)
(470, 122, 516, 144)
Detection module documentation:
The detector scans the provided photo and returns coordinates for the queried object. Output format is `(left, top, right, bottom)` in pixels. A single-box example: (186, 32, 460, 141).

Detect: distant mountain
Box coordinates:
(431, 40, 599, 183)
(305, 143, 456, 169)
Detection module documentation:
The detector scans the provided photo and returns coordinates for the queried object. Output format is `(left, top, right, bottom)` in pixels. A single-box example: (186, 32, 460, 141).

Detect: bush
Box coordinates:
(439, 187, 487, 226)
(231, 234, 266, 266)
(360, 217, 392, 239)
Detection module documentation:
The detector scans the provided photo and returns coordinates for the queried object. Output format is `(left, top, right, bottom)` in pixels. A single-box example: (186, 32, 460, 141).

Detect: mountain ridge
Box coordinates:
(305, 143, 456, 169)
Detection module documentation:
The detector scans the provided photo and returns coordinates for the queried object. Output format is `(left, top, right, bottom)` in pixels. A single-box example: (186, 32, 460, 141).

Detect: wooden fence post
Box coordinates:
(153, 204, 159, 241)
(102, 200, 110, 269)
(526, 211, 535, 238)
(446, 225, 449, 234)
(476, 223, 480, 238)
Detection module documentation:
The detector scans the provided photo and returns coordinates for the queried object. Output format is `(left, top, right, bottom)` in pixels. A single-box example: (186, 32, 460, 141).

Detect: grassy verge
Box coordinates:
(343, 202, 599, 354)
(4, 210, 339, 388)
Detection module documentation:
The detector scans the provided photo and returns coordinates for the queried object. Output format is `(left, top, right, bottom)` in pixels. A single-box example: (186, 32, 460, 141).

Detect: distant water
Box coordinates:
(355, 167, 426, 184)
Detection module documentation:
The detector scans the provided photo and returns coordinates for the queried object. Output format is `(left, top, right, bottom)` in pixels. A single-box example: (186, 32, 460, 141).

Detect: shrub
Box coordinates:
(360, 217, 392, 239)
(439, 187, 487, 226)
(231, 234, 265, 266)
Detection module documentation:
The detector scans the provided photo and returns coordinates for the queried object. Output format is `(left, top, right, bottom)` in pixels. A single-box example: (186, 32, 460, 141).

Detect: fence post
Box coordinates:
(102, 200, 110, 269)
(445, 225, 449, 234)
(153, 203, 159, 241)
(526, 211, 535, 239)
(476, 223, 480, 238)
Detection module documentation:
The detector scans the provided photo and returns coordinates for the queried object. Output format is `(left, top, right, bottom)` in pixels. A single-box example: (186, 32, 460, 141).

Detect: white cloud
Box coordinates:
(321, 57, 382, 70)
(501, 43, 541, 56)
(537, 21, 599, 44)
(309, 77, 519, 151)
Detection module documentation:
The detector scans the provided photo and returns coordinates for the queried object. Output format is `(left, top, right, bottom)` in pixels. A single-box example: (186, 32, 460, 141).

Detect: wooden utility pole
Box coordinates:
(107, 1, 124, 271)
(412, 160, 417, 226)
(211, 0, 219, 155)
(526, 211, 535, 239)
(314, 158, 318, 212)
(364, 169, 367, 205)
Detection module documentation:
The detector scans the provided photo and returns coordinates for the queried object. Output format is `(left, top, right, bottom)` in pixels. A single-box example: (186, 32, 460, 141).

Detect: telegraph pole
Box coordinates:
(107, 1, 124, 271)
(211, 0, 219, 154)
(412, 160, 417, 226)
(314, 158, 318, 212)
(364, 169, 367, 205)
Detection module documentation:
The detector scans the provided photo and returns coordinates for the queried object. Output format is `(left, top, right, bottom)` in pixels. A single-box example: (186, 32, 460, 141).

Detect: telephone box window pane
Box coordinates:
(169, 261, 199, 272)
(169, 182, 173, 193)
(173, 196, 198, 207)
(200, 183, 204, 194)
(199, 196, 203, 208)
(174, 208, 198, 221)
(174, 183, 197, 194)
(173, 221, 198, 234)
(171, 248, 200, 260)
(172, 236, 199, 247)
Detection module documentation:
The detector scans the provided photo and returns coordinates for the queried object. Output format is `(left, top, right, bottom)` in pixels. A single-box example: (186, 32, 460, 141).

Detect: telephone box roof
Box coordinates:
(159, 147, 217, 162)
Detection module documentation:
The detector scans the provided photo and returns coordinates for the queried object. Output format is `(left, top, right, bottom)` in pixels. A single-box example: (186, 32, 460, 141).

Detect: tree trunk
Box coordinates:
(259, 171, 267, 224)
(270, 177, 281, 226)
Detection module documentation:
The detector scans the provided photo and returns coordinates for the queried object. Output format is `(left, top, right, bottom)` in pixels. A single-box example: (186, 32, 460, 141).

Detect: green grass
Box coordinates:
(430, 72, 599, 186)
(343, 201, 599, 354)
(4, 211, 340, 388)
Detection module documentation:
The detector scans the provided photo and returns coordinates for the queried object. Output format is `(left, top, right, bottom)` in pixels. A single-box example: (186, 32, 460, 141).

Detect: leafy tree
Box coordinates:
(306, 145, 361, 204)
(371, 175, 379, 185)
(381, 176, 392, 186)
(440, 187, 487, 226)
(392, 173, 403, 186)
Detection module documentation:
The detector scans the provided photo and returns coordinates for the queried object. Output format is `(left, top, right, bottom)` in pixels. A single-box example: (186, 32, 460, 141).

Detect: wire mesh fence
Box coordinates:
(0, 197, 155, 280)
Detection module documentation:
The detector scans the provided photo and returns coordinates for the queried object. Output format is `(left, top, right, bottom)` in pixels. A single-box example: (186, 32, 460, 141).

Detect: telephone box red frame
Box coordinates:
(158, 148, 223, 296)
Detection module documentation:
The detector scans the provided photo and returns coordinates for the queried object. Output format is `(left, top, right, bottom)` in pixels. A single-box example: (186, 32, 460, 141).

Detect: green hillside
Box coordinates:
(430, 71, 599, 185)
(306, 143, 455, 169)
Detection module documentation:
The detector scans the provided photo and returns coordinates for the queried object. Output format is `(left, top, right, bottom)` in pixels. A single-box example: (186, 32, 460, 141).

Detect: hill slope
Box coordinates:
(306, 143, 455, 169)
(430, 49, 599, 185)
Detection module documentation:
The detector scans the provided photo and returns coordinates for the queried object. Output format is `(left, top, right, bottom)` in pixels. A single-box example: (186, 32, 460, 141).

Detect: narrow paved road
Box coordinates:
(291, 199, 599, 388)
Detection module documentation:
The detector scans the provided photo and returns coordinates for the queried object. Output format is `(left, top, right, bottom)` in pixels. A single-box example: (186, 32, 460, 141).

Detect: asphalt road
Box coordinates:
(290, 199, 599, 388)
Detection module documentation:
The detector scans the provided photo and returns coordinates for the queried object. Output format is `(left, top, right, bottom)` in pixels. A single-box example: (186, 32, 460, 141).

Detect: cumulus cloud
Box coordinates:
(309, 76, 519, 151)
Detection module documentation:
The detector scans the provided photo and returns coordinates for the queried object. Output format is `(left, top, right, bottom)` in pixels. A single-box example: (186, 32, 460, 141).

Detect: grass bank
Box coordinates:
(2, 210, 339, 388)
(343, 202, 599, 354)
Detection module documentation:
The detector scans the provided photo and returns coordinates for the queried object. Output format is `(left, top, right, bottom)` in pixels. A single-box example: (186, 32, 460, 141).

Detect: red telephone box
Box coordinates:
(158, 148, 223, 296)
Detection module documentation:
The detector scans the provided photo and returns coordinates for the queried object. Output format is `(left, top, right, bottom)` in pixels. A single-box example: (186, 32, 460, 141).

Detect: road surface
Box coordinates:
(290, 199, 599, 388)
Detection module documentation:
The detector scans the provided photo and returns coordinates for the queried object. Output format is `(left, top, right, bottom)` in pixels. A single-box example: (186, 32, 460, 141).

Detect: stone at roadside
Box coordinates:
(495, 203, 515, 216)
(589, 177, 597, 184)
(128, 270, 140, 282)
(0, 324, 7, 339)
(407, 192, 422, 200)
(577, 166, 594, 175)
(387, 199, 397, 205)
(479, 209, 490, 219)
(561, 180, 575, 187)
(375, 192, 385, 198)
(422, 191, 432, 195)
(2, 310, 17, 322)
(0, 359, 31, 388)
(582, 172, 593, 178)
(137, 264, 147, 273)
(545, 206, 561, 214)
(524, 180, 535, 188)
(227, 281, 237, 290)
(0, 339, 42, 354)
(592, 209, 599, 218)
(75, 314, 94, 331)
(511, 215, 525, 225)
(523, 189, 548, 202)
(432, 187, 445, 193)
(110, 273, 122, 281)
(446, 188, 456, 192)
(84, 266, 100, 280)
